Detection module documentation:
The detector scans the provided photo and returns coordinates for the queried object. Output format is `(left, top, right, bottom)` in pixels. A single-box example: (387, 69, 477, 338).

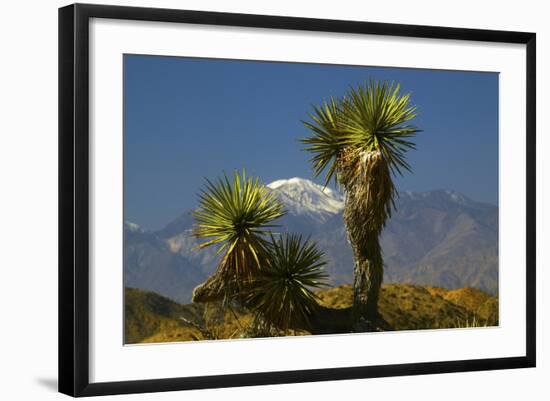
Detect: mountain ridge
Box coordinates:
(124, 178, 498, 303)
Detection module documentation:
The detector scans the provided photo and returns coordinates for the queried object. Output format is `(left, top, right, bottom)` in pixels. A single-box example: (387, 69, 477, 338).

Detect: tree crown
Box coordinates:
(301, 80, 420, 186)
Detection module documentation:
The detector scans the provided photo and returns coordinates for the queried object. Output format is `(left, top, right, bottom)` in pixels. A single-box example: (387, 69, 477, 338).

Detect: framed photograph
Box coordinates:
(58, 3, 536, 397)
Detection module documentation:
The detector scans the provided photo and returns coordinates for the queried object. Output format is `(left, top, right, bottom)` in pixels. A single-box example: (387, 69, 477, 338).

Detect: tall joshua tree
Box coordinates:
(301, 81, 420, 329)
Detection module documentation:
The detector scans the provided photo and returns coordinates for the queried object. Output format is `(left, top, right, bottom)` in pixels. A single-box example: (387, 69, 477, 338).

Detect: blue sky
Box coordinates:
(124, 55, 499, 230)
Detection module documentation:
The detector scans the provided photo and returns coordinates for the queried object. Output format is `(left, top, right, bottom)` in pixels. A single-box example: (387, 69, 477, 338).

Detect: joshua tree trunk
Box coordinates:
(344, 199, 385, 329)
(339, 150, 394, 330)
(350, 232, 383, 325)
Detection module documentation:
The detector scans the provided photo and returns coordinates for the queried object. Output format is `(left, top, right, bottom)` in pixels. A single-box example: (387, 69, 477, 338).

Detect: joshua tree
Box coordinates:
(244, 233, 328, 333)
(301, 81, 420, 329)
(192, 171, 329, 336)
(192, 171, 285, 303)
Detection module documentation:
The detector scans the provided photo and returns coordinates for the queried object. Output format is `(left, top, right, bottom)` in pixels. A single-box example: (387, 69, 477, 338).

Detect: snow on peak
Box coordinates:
(400, 189, 474, 206)
(267, 177, 344, 218)
(444, 190, 468, 204)
(125, 221, 144, 233)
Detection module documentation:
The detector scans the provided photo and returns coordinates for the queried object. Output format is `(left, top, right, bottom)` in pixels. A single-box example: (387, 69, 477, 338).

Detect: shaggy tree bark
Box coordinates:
(350, 233, 384, 324)
(339, 150, 394, 330)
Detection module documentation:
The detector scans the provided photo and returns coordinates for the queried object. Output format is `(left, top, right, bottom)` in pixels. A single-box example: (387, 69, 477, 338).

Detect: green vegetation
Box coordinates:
(301, 81, 421, 329)
(244, 234, 328, 332)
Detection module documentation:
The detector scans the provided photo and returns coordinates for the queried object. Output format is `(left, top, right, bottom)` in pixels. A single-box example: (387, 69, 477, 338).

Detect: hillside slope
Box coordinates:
(125, 287, 203, 343)
(125, 285, 499, 344)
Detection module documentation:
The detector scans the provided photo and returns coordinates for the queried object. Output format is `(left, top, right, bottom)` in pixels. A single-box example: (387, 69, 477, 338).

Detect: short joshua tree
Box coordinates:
(191, 171, 285, 303)
(191, 171, 328, 335)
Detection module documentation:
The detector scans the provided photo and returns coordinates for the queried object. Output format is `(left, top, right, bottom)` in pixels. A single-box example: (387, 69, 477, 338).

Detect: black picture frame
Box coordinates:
(58, 3, 536, 397)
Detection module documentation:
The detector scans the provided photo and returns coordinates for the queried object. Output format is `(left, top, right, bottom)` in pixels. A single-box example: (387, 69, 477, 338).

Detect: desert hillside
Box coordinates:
(125, 284, 498, 344)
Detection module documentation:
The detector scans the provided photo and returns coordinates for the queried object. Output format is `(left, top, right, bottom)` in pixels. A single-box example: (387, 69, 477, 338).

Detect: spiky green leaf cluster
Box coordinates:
(244, 234, 328, 331)
(301, 80, 420, 185)
(193, 171, 285, 278)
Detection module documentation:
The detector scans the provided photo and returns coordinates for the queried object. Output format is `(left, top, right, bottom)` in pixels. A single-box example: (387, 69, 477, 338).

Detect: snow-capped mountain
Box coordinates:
(267, 177, 344, 222)
(266, 178, 482, 220)
(124, 178, 499, 303)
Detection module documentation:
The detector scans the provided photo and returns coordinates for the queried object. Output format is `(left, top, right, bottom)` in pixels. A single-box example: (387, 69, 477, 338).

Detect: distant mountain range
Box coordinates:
(124, 178, 498, 303)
